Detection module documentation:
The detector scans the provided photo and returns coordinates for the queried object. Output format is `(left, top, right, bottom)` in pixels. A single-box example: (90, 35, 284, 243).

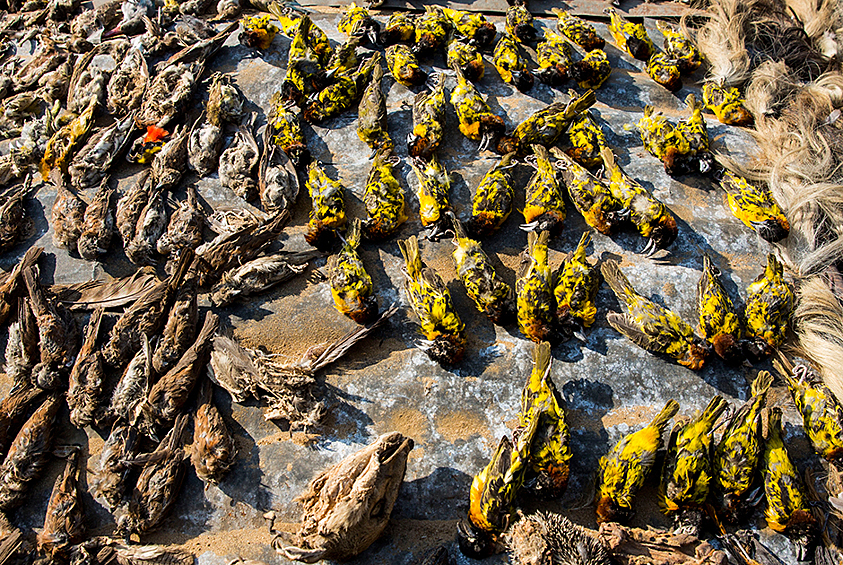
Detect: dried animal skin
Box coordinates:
(0, 183, 31, 253)
(210, 253, 310, 307)
(116, 169, 152, 244)
(92, 422, 139, 509)
(37, 448, 85, 558)
(69, 113, 136, 190)
(4, 299, 38, 393)
(0, 385, 42, 457)
(0, 395, 59, 511)
(51, 269, 158, 311)
(51, 171, 87, 251)
(207, 335, 259, 403)
(507, 511, 611, 565)
(77, 178, 116, 261)
(187, 113, 222, 178)
(67, 308, 106, 428)
(23, 266, 75, 390)
(126, 188, 167, 266)
(0, 245, 42, 326)
(156, 184, 203, 258)
(219, 119, 259, 201)
(273, 431, 414, 562)
(597, 522, 728, 565)
(69, 537, 194, 565)
(259, 126, 299, 215)
(13, 37, 66, 91)
(142, 312, 219, 428)
(107, 49, 148, 116)
(152, 263, 198, 375)
(205, 206, 266, 235)
(191, 379, 236, 483)
(151, 124, 189, 192)
(109, 335, 152, 426)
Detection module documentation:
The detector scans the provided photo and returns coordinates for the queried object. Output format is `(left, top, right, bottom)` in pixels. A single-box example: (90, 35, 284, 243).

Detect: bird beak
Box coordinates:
(478, 132, 491, 153)
(573, 330, 587, 342)
(641, 238, 656, 257)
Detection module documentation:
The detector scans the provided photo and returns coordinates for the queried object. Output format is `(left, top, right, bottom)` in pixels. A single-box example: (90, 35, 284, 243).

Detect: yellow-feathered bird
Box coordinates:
(399, 236, 465, 365)
(363, 147, 407, 240)
(601, 260, 711, 370)
(646, 52, 681, 92)
(564, 108, 606, 169)
(696, 254, 743, 364)
(304, 161, 346, 249)
(443, 8, 496, 50)
(568, 48, 612, 90)
(702, 82, 753, 127)
(596, 399, 680, 524)
(778, 360, 843, 463)
(450, 63, 506, 152)
(447, 39, 484, 83)
(282, 15, 332, 105)
(468, 153, 516, 238)
(675, 94, 714, 174)
(337, 2, 379, 45)
(506, 4, 536, 44)
(408, 72, 445, 160)
(522, 144, 566, 236)
(714, 370, 773, 524)
(520, 341, 572, 500)
(303, 54, 379, 124)
(410, 154, 452, 240)
(517, 230, 556, 343)
(413, 6, 451, 59)
(656, 21, 702, 73)
(357, 57, 391, 154)
(493, 34, 534, 93)
(497, 90, 596, 156)
(600, 146, 677, 254)
(605, 8, 654, 61)
(268, 93, 310, 168)
(553, 149, 625, 236)
(239, 14, 278, 50)
(552, 9, 604, 52)
(536, 31, 571, 87)
(763, 407, 818, 557)
(386, 44, 427, 88)
(637, 106, 693, 177)
(450, 215, 515, 326)
(272, 9, 332, 65)
(378, 12, 414, 46)
(719, 170, 790, 243)
(659, 395, 728, 536)
(554, 231, 599, 341)
(326, 218, 377, 324)
(744, 254, 793, 360)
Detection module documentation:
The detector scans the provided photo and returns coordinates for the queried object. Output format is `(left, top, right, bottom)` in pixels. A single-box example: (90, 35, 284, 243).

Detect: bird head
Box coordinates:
(511, 70, 535, 93)
(596, 495, 633, 524)
(471, 24, 497, 50)
(752, 218, 790, 243)
(712, 333, 744, 365)
(741, 337, 772, 363)
(457, 517, 497, 559)
(649, 214, 678, 252)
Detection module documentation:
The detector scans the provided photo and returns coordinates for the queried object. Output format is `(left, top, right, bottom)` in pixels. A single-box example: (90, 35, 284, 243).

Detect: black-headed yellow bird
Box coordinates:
(554, 231, 599, 341)
(303, 55, 379, 124)
(744, 254, 793, 360)
(325, 34, 362, 80)
(696, 254, 743, 364)
(493, 33, 534, 93)
(357, 57, 392, 154)
(408, 72, 446, 160)
(554, 149, 625, 236)
(363, 147, 407, 240)
(468, 153, 516, 238)
(450, 63, 506, 152)
(676, 93, 714, 174)
(497, 90, 596, 156)
(386, 44, 427, 88)
(536, 31, 571, 87)
(506, 4, 536, 44)
(337, 2, 379, 45)
(282, 15, 332, 105)
(568, 48, 612, 90)
(605, 8, 654, 61)
(637, 106, 692, 177)
(413, 6, 451, 59)
(378, 12, 415, 47)
(520, 341, 572, 500)
(718, 170, 790, 243)
(398, 235, 466, 365)
(268, 93, 310, 169)
(522, 144, 566, 236)
(600, 146, 677, 254)
(646, 52, 682, 92)
(563, 108, 606, 169)
(273, 9, 332, 65)
(410, 154, 452, 240)
(450, 215, 515, 326)
(447, 39, 484, 83)
(443, 8, 497, 50)
(552, 9, 605, 52)
(239, 14, 278, 50)
(659, 395, 728, 536)
(517, 230, 556, 343)
(702, 82, 753, 127)
(763, 407, 818, 557)
(601, 260, 711, 370)
(304, 161, 346, 249)
(326, 218, 377, 324)
(656, 21, 702, 73)
(779, 361, 843, 463)
(596, 399, 680, 524)
(715, 370, 773, 524)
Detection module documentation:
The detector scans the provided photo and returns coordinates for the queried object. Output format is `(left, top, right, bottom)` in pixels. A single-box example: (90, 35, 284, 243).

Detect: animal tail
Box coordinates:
(701, 395, 728, 426)
(398, 235, 422, 279)
(600, 260, 638, 305)
(752, 369, 775, 398)
(650, 399, 680, 433)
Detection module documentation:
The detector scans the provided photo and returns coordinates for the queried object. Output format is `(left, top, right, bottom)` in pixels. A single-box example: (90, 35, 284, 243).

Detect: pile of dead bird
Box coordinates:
(0, 0, 840, 561)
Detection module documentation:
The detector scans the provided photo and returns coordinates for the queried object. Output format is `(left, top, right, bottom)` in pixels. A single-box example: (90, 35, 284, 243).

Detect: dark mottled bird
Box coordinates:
(696, 254, 743, 364)
(386, 44, 427, 88)
(536, 31, 571, 87)
(92, 422, 139, 511)
(210, 254, 310, 308)
(443, 8, 496, 50)
(554, 231, 599, 341)
(125, 187, 167, 266)
(24, 266, 76, 391)
(304, 161, 346, 250)
(77, 177, 115, 261)
(152, 261, 199, 375)
(157, 185, 204, 263)
(5, 298, 39, 394)
(327, 218, 378, 324)
(702, 82, 753, 127)
(646, 52, 681, 92)
(719, 170, 790, 243)
(497, 90, 596, 156)
(780, 361, 843, 463)
(0, 385, 42, 456)
(605, 8, 654, 61)
(0, 244, 42, 328)
(743, 254, 793, 360)
(521, 144, 566, 236)
(568, 48, 611, 90)
(50, 170, 87, 253)
(656, 21, 702, 73)
(413, 6, 451, 59)
(506, 4, 536, 44)
(563, 108, 606, 169)
(67, 308, 106, 427)
(408, 73, 445, 160)
(362, 147, 407, 240)
(447, 39, 485, 83)
(468, 153, 516, 238)
(516, 231, 556, 343)
(379, 12, 415, 47)
(410, 154, 452, 239)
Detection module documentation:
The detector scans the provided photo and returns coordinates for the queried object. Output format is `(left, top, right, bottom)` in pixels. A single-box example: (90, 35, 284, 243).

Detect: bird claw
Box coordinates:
(573, 330, 587, 342)
(416, 339, 434, 351)
(641, 238, 657, 257)
(519, 221, 538, 232)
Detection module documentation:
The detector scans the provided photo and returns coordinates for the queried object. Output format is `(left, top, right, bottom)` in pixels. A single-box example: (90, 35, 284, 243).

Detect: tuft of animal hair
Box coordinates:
(784, 0, 842, 58)
(685, 0, 754, 86)
(794, 273, 843, 405)
(506, 511, 611, 565)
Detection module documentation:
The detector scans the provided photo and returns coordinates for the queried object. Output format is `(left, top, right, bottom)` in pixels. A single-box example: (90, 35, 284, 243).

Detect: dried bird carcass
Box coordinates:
(69, 113, 136, 190)
(37, 448, 85, 559)
(207, 72, 243, 125)
(219, 118, 259, 201)
(67, 47, 111, 116)
(5, 299, 39, 393)
(77, 177, 116, 261)
(116, 170, 152, 245)
(108, 336, 152, 427)
(0, 180, 33, 254)
(0, 245, 42, 326)
(506, 511, 611, 565)
(40, 99, 97, 181)
(152, 262, 198, 375)
(12, 35, 67, 91)
(67, 308, 106, 428)
(0, 386, 42, 457)
(50, 270, 159, 312)
(259, 125, 299, 215)
(272, 432, 414, 563)
(151, 123, 189, 192)
(597, 522, 728, 565)
(156, 185, 204, 262)
(187, 111, 222, 178)
(0, 395, 59, 511)
(125, 187, 167, 266)
(210, 253, 310, 307)
(191, 379, 236, 484)
(92, 423, 139, 510)
(50, 170, 87, 252)
(106, 48, 148, 116)
(70, 537, 194, 565)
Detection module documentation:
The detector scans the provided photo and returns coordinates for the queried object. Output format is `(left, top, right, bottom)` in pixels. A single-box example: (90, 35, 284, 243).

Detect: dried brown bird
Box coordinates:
(273, 431, 414, 562)
(51, 170, 87, 252)
(219, 118, 259, 201)
(118, 414, 189, 538)
(0, 246, 42, 327)
(108, 335, 152, 427)
(116, 170, 153, 245)
(152, 262, 199, 375)
(106, 48, 148, 116)
(210, 253, 310, 307)
(259, 125, 300, 215)
(5, 298, 39, 393)
(24, 266, 76, 390)
(77, 177, 115, 261)
(156, 185, 204, 260)
(151, 124, 189, 192)
(37, 448, 85, 559)
(187, 112, 223, 178)
(92, 422, 139, 510)
(67, 48, 111, 116)
(67, 308, 106, 428)
(0, 395, 59, 511)
(50, 270, 159, 311)
(207, 72, 243, 125)
(126, 188, 167, 266)
(69, 113, 136, 190)
(191, 379, 236, 484)
(0, 385, 42, 457)
(0, 181, 33, 254)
